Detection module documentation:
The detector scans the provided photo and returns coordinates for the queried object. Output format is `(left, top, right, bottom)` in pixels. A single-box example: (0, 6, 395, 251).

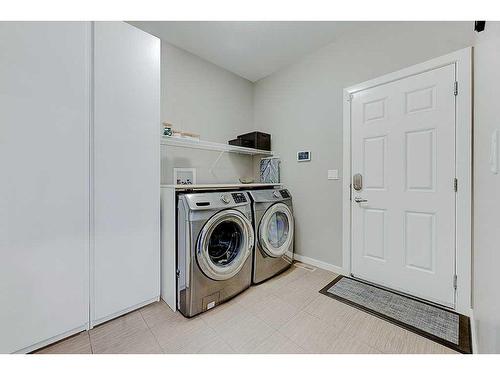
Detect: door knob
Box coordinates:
(354, 197, 368, 203)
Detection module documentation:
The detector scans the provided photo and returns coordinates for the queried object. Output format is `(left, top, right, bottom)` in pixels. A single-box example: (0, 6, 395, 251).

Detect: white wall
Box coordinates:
(253, 22, 475, 268)
(473, 21, 500, 354)
(161, 41, 255, 185)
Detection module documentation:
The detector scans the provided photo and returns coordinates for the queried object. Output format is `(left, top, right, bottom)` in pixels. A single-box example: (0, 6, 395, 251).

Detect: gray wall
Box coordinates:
(161, 41, 256, 185)
(253, 22, 475, 267)
(473, 21, 500, 354)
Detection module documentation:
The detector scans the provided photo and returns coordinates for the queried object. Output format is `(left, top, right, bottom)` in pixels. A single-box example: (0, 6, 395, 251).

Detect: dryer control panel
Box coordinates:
(246, 188, 292, 203)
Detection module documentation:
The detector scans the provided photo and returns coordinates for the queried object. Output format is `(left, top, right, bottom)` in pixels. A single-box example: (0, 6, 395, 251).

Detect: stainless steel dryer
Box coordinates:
(177, 191, 254, 317)
(248, 189, 294, 284)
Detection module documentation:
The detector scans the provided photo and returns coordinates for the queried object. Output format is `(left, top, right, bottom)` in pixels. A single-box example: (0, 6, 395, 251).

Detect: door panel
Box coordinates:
(0, 22, 90, 353)
(405, 129, 436, 191)
(363, 208, 386, 261)
(363, 136, 387, 189)
(404, 211, 435, 272)
(351, 64, 456, 307)
(93, 22, 160, 323)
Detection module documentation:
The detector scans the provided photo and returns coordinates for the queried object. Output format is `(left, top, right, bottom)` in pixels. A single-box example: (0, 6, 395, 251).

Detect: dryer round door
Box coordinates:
(196, 209, 254, 281)
(258, 202, 294, 258)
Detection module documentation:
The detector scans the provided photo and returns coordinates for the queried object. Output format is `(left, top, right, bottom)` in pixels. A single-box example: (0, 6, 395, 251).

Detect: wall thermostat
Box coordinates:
(297, 151, 311, 162)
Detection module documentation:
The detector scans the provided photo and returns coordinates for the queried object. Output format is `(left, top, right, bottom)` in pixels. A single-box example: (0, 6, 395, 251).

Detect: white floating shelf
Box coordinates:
(160, 136, 273, 156)
(161, 183, 281, 191)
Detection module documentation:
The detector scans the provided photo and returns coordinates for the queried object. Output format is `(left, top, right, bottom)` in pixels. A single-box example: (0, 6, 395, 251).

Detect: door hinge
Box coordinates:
(454, 81, 458, 96)
(453, 274, 458, 289)
(349, 184, 352, 201)
(454, 178, 458, 192)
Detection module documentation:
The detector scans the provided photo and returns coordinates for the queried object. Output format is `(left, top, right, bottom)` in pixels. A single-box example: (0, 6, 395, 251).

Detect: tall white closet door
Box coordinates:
(92, 22, 160, 324)
(0, 22, 90, 353)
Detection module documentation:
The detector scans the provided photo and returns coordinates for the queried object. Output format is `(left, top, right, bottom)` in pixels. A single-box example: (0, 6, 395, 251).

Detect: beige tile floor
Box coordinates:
(35, 264, 459, 354)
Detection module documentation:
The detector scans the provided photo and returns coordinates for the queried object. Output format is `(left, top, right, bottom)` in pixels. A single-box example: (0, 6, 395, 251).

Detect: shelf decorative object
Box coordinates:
(260, 157, 280, 183)
(173, 168, 196, 185)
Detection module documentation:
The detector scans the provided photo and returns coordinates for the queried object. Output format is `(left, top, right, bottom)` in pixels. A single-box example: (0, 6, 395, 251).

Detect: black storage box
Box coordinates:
(228, 138, 254, 148)
(237, 131, 271, 151)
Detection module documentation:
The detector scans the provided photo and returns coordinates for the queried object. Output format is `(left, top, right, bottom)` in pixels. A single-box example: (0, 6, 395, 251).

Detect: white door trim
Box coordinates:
(342, 47, 472, 315)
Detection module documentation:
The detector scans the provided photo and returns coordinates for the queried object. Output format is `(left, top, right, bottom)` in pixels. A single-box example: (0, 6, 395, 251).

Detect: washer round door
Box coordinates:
(196, 209, 254, 281)
(258, 202, 294, 258)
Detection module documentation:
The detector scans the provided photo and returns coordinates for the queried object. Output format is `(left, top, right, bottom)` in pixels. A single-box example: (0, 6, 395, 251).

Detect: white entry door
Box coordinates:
(350, 64, 456, 308)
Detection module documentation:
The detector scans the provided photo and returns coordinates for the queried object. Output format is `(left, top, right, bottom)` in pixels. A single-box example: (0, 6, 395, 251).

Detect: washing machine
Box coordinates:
(177, 191, 254, 317)
(248, 188, 294, 284)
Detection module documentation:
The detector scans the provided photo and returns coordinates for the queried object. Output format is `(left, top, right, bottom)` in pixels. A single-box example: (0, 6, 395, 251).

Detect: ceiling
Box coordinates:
(128, 21, 361, 82)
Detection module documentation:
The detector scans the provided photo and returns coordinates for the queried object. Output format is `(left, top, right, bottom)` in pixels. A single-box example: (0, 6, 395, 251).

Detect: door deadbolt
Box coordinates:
(353, 173, 363, 191)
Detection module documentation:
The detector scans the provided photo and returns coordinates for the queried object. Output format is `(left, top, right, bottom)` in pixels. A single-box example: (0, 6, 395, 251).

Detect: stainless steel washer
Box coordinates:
(247, 189, 294, 284)
(177, 191, 254, 317)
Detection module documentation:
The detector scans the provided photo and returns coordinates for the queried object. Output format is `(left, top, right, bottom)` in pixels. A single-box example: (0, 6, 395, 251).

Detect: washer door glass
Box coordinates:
(197, 209, 254, 281)
(259, 203, 294, 258)
(207, 220, 242, 267)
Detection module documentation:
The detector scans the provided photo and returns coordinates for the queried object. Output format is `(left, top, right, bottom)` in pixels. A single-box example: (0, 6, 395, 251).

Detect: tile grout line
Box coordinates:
(139, 307, 166, 354)
(269, 272, 321, 348)
(196, 324, 229, 354)
(199, 310, 241, 353)
(192, 317, 228, 354)
(275, 275, 356, 354)
(219, 309, 278, 354)
(87, 331, 95, 354)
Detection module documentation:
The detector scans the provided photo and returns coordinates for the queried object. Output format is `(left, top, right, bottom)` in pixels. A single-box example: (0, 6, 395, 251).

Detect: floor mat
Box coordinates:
(320, 276, 471, 354)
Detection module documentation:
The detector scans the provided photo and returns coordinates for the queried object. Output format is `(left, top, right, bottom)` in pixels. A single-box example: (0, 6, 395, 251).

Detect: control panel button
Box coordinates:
(221, 194, 231, 204)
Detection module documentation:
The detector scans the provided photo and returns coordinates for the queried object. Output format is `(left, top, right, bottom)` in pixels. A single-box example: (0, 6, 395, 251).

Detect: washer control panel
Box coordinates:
(231, 192, 247, 203)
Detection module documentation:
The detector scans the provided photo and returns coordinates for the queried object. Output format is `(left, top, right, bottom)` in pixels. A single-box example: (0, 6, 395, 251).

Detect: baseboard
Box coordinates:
(17, 324, 88, 354)
(91, 295, 159, 328)
(469, 308, 478, 354)
(293, 253, 348, 276)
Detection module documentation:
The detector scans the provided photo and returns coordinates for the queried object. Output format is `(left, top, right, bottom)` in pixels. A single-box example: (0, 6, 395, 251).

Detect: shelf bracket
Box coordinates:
(209, 150, 225, 176)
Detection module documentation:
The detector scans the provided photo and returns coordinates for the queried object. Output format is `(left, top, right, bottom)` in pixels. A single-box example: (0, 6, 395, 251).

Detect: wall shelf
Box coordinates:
(160, 136, 273, 156)
(161, 183, 280, 191)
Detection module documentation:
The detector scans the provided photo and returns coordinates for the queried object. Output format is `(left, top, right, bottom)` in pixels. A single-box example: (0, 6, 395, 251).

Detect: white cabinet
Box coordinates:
(0, 21, 160, 352)
(0, 22, 91, 353)
(91, 22, 161, 325)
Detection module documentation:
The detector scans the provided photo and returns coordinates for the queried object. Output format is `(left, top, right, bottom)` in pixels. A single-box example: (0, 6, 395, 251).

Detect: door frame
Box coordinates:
(342, 47, 472, 315)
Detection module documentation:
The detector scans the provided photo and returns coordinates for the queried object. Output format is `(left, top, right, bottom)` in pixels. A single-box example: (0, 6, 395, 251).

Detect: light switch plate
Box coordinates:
(490, 129, 498, 174)
(328, 169, 339, 180)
